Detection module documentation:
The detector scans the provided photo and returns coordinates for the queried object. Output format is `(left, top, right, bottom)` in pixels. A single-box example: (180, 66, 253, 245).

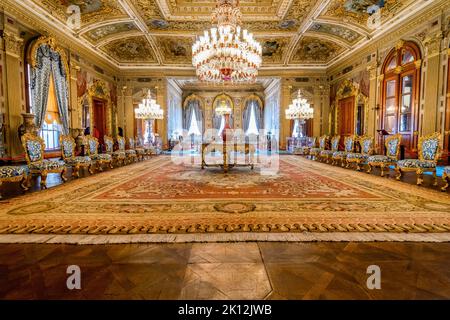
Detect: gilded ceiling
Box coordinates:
(22, 0, 424, 68)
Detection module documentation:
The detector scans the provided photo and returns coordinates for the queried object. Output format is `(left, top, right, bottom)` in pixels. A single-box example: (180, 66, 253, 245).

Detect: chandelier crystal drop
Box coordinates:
(192, 0, 262, 84)
(134, 89, 164, 120)
(285, 90, 314, 122)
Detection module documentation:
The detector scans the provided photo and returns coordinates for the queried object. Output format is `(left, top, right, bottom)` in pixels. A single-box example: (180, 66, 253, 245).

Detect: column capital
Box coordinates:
(423, 31, 443, 57)
(2, 31, 24, 58)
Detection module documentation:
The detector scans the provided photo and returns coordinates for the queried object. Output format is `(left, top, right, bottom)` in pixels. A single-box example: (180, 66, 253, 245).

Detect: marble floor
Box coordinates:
(1, 242, 449, 300)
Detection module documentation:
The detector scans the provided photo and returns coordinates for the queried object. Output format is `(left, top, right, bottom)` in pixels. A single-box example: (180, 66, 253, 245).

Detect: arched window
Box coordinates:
(242, 95, 263, 136)
(27, 37, 70, 151)
(380, 41, 421, 156)
(183, 96, 203, 137)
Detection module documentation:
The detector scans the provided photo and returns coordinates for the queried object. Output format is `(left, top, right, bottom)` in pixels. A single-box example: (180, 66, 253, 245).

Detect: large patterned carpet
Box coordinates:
(0, 155, 449, 242)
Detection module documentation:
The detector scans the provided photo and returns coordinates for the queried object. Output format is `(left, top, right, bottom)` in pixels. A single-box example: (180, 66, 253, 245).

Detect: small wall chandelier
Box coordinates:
(192, 0, 262, 84)
(134, 89, 164, 120)
(285, 90, 314, 122)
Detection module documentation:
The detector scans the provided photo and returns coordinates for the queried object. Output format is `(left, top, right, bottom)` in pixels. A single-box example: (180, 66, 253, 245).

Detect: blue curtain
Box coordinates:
(183, 100, 203, 134)
(243, 100, 262, 134)
(31, 44, 70, 134)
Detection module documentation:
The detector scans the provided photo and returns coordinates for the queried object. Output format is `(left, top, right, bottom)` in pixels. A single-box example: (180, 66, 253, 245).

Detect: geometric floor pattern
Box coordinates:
(1, 242, 450, 299)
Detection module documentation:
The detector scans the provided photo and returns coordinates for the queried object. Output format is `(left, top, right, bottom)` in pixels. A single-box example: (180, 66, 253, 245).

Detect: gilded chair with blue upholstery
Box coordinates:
(332, 135, 356, 167)
(346, 136, 374, 171)
(395, 132, 441, 186)
(309, 135, 329, 161)
(116, 136, 136, 164)
(319, 135, 340, 163)
(294, 137, 317, 156)
(21, 133, 67, 189)
(128, 137, 144, 161)
(105, 135, 126, 166)
(86, 135, 113, 171)
(442, 167, 450, 191)
(366, 134, 402, 177)
(0, 166, 28, 199)
(60, 135, 94, 178)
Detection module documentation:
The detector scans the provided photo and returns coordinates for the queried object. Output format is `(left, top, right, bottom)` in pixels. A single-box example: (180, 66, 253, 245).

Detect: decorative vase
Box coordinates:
(18, 113, 38, 140)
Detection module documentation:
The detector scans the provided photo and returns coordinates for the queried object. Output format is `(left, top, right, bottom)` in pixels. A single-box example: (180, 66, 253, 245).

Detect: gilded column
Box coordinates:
(279, 79, 291, 150)
(69, 61, 80, 131)
(2, 30, 24, 159)
(156, 80, 167, 148)
(117, 84, 125, 132)
(124, 86, 134, 139)
(367, 63, 378, 139)
(421, 32, 443, 135)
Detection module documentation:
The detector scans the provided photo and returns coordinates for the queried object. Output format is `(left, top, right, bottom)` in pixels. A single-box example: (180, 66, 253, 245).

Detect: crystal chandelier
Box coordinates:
(192, 0, 262, 84)
(285, 90, 314, 122)
(215, 99, 232, 115)
(134, 89, 164, 120)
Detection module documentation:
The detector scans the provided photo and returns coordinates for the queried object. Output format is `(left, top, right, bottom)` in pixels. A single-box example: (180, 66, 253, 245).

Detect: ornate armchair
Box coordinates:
(319, 135, 340, 163)
(0, 166, 28, 199)
(129, 137, 145, 161)
(105, 135, 126, 166)
(60, 135, 93, 178)
(138, 136, 156, 157)
(117, 136, 136, 164)
(86, 135, 113, 171)
(294, 137, 316, 156)
(346, 136, 374, 171)
(332, 135, 356, 167)
(309, 135, 329, 160)
(21, 133, 67, 189)
(442, 167, 449, 191)
(366, 134, 402, 177)
(395, 132, 441, 186)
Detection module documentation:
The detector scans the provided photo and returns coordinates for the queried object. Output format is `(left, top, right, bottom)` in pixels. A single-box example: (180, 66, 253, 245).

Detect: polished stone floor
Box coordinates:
(1, 242, 449, 300)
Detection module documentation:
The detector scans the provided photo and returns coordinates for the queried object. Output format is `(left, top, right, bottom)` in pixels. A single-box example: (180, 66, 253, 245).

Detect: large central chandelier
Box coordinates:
(285, 90, 314, 122)
(192, 0, 262, 84)
(134, 89, 164, 120)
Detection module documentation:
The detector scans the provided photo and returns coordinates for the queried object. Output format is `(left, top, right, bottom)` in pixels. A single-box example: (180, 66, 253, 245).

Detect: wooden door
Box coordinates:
(338, 96, 355, 149)
(93, 99, 106, 145)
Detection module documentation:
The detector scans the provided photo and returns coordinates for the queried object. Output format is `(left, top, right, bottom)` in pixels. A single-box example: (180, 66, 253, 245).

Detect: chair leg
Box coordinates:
(72, 165, 80, 178)
(432, 170, 438, 187)
(416, 169, 424, 186)
(41, 171, 48, 189)
(61, 168, 68, 182)
(395, 166, 402, 180)
(88, 164, 95, 175)
(109, 161, 114, 169)
(380, 164, 386, 177)
(442, 174, 449, 192)
(355, 161, 361, 171)
(366, 163, 372, 174)
(20, 175, 29, 192)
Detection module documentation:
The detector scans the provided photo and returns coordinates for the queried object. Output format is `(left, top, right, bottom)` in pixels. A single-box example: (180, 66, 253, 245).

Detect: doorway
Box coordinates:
(93, 98, 106, 146)
(338, 96, 355, 148)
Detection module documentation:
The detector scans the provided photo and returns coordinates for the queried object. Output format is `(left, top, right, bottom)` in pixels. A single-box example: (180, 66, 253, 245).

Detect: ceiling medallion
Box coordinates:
(192, 0, 262, 84)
